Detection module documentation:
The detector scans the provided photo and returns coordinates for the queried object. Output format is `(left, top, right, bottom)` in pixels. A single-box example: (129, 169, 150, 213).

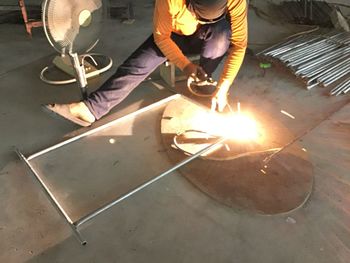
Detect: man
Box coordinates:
(46, 0, 248, 127)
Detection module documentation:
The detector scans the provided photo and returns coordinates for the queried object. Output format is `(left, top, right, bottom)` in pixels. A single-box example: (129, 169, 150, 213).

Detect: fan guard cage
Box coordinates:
(42, 0, 105, 55)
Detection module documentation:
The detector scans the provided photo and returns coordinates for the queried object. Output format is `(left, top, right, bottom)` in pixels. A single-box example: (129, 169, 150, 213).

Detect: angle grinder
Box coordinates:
(187, 70, 217, 97)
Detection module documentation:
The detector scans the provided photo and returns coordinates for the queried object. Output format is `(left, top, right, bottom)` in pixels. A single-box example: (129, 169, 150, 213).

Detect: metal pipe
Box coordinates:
(272, 36, 322, 55)
(279, 33, 344, 61)
(297, 51, 341, 71)
(282, 46, 325, 63)
(270, 37, 317, 57)
(297, 53, 343, 76)
(260, 31, 350, 91)
(267, 34, 337, 59)
(342, 39, 350, 45)
(328, 32, 349, 41)
(309, 67, 343, 85)
(303, 53, 350, 77)
(267, 42, 309, 57)
(257, 35, 305, 56)
(281, 42, 331, 63)
(292, 43, 338, 60)
(297, 56, 348, 79)
(334, 83, 350, 96)
(74, 135, 229, 228)
(296, 47, 350, 74)
(258, 37, 298, 56)
(28, 94, 181, 161)
(305, 57, 350, 88)
(306, 58, 350, 83)
(298, 52, 349, 78)
(322, 66, 350, 87)
(279, 39, 327, 60)
(298, 46, 349, 69)
(333, 33, 350, 42)
(330, 78, 350, 95)
(288, 47, 338, 68)
(306, 81, 320, 90)
(342, 84, 350, 94)
(318, 66, 350, 84)
(318, 60, 350, 81)
(268, 47, 298, 57)
(263, 39, 306, 56)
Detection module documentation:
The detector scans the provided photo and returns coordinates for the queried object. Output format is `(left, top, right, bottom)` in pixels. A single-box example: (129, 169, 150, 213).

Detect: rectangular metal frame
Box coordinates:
(15, 94, 227, 245)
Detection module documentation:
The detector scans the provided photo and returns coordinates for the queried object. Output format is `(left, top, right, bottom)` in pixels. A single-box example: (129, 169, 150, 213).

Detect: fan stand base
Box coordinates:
(53, 55, 98, 78)
(39, 54, 113, 86)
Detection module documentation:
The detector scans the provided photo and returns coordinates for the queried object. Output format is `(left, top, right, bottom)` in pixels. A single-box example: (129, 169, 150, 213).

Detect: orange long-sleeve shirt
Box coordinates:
(153, 0, 248, 85)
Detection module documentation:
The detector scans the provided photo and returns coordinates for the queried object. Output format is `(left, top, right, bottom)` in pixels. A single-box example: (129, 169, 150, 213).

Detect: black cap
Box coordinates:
(190, 0, 227, 22)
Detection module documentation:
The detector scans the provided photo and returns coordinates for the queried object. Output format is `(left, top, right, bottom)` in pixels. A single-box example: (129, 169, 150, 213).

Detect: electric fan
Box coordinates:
(41, 0, 112, 99)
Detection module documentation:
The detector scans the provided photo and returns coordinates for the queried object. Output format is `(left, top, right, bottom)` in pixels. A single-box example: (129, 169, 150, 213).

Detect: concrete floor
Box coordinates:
(0, 1, 349, 262)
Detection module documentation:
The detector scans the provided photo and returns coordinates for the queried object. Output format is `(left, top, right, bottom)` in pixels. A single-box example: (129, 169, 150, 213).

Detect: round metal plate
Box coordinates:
(161, 98, 314, 215)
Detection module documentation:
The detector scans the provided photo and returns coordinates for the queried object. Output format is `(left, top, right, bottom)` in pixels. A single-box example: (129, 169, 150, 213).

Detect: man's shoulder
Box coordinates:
(227, 0, 247, 10)
(156, 0, 185, 14)
(168, 0, 185, 5)
(156, 0, 184, 5)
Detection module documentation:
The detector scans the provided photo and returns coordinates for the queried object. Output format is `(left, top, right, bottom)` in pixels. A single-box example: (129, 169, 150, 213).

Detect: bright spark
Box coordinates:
(193, 110, 261, 142)
(227, 113, 260, 141)
(281, 110, 296, 119)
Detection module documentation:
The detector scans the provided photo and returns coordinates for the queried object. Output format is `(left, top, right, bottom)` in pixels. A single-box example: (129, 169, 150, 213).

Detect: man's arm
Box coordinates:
(212, 0, 247, 112)
(153, 0, 192, 71)
(218, 0, 248, 92)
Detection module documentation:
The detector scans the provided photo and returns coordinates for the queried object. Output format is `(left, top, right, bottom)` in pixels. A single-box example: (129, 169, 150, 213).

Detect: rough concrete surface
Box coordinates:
(0, 1, 349, 263)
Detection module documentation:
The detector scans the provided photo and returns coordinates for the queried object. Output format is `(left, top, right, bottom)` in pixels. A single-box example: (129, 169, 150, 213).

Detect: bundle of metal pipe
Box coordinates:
(258, 31, 350, 96)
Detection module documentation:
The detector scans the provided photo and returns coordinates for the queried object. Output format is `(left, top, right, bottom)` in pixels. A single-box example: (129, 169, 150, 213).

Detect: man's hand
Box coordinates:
(211, 80, 231, 112)
(211, 89, 228, 112)
(183, 63, 207, 80)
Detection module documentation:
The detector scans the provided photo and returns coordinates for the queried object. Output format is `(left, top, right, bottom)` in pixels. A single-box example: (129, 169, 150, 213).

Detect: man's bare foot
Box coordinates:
(69, 102, 96, 123)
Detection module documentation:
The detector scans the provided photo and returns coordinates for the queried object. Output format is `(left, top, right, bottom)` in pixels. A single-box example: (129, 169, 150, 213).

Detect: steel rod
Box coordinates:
(287, 44, 337, 66)
(75, 135, 228, 228)
(260, 31, 350, 95)
(305, 53, 350, 76)
(317, 61, 350, 82)
(268, 45, 303, 57)
(296, 47, 350, 74)
(285, 40, 329, 57)
(279, 39, 326, 60)
(323, 67, 350, 87)
(258, 35, 306, 56)
(28, 94, 181, 161)
(307, 58, 350, 83)
(268, 36, 319, 57)
(342, 85, 350, 94)
(330, 78, 350, 95)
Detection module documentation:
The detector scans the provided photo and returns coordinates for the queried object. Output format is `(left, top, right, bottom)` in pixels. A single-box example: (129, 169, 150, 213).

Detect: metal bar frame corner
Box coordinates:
(15, 94, 228, 245)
